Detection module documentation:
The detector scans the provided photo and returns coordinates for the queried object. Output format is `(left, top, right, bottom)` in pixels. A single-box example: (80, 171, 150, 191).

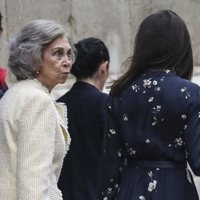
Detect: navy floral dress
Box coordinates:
(97, 70, 200, 200)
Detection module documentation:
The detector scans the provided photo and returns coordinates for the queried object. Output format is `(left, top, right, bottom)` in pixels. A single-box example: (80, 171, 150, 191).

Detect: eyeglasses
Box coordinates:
(51, 47, 77, 64)
(67, 48, 77, 64)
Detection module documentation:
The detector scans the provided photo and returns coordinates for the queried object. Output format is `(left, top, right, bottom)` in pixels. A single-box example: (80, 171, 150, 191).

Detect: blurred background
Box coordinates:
(1, 0, 200, 193)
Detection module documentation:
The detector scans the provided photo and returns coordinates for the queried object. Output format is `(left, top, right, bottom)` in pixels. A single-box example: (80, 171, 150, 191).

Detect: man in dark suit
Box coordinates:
(57, 37, 110, 200)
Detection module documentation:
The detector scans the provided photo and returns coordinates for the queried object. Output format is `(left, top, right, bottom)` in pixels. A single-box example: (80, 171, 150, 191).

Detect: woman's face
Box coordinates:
(38, 36, 73, 91)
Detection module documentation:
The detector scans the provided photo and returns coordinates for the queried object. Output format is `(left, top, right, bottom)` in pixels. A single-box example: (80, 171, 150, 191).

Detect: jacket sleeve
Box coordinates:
(97, 97, 125, 200)
(184, 88, 200, 176)
(16, 92, 57, 199)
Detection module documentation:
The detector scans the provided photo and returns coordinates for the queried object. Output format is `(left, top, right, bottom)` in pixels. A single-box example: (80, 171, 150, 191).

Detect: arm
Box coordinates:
(184, 89, 200, 175)
(17, 92, 56, 199)
(97, 97, 125, 200)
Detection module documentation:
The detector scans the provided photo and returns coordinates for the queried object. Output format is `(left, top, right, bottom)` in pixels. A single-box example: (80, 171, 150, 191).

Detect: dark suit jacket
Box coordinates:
(57, 81, 108, 200)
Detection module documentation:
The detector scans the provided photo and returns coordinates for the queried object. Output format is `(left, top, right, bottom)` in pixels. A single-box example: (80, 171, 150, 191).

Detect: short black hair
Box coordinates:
(71, 37, 109, 79)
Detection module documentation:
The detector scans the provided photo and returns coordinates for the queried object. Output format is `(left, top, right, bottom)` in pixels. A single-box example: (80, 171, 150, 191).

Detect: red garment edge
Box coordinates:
(0, 68, 7, 89)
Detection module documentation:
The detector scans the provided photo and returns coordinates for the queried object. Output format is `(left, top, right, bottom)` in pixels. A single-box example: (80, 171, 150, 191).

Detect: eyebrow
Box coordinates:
(51, 47, 72, 51)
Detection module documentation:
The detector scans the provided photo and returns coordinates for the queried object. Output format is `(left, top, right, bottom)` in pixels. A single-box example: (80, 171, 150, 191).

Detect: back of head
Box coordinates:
(71, 37, 109, 80)
(134, 10, 193, 78)
(111, 10, 193, 96)
(8, 19, 70, 80)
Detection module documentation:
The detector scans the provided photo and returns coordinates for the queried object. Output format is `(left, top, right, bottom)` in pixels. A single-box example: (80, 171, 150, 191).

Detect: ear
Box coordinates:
(100, 61, 109, 74)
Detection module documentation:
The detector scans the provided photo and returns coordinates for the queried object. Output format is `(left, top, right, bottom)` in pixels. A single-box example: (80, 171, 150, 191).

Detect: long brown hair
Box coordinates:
(110, 10, 193, 97)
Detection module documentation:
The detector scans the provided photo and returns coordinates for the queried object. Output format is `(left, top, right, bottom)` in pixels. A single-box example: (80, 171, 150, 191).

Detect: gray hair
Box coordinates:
(8, 20, 71, 80)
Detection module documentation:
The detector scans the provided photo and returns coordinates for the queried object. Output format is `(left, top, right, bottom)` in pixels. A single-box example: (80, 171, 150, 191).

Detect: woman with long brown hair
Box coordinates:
(97, 10, 199, 200)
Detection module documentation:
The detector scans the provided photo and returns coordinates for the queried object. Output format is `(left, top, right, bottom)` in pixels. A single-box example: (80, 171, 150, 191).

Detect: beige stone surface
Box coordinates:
(1, 0, 200, 72)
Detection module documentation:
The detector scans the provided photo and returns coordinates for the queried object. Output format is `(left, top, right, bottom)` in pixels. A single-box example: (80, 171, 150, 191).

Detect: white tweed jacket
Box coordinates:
(0, 79, 71, 200)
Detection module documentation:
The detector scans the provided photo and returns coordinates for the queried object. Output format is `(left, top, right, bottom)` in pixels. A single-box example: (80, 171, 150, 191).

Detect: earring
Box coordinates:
(36, 71, 39, 75)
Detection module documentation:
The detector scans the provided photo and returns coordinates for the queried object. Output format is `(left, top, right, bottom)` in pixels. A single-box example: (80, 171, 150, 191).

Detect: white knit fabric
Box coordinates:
(0, 79, 71, 200)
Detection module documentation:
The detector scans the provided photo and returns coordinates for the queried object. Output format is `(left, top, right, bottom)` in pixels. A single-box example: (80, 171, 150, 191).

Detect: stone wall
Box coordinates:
(1, 0, 200, 73)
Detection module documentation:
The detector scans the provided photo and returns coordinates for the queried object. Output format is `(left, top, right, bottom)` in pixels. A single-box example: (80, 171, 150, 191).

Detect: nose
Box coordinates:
(63, 57, 72, 72)
(63, 53, 72, 64)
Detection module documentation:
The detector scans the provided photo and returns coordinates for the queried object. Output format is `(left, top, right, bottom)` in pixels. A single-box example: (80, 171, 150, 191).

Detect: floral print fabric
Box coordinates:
(97, 70, 200, 200)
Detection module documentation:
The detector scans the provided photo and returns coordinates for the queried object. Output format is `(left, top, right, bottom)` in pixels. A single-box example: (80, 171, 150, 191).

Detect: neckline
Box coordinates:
(33, 78, 50, 94)
(143, 69, 175, 76)
(73, 81, 100, 92)
(145, 69, 172, 73)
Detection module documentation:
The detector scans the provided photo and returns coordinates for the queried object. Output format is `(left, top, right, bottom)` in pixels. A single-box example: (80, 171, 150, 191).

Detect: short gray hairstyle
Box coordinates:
(8, 19, 71, 80)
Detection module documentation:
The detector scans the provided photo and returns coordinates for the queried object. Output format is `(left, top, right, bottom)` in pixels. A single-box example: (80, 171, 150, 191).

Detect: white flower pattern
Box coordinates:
(109, 129, 116, 135)
(98, 70, 199, 200)
(123, 114, 128, 121)
(148, 180, 157, 192)
(153, 105, 161, 114)
(132, 84, 140, 92)
(175, 137, 184, 146)
(180, 87, 191, 99)
(148, 97, 154, 102)
(143, 78, 152, 88)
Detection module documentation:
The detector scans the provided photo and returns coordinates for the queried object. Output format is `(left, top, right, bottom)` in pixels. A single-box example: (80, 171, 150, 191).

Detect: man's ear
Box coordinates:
(100, 61, 109, 74)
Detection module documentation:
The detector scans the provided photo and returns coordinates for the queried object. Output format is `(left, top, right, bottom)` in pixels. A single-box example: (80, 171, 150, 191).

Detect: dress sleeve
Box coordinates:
(97, 97, 125, 200)
(184, 88, 200, 176)
(17, 92, 57, 199)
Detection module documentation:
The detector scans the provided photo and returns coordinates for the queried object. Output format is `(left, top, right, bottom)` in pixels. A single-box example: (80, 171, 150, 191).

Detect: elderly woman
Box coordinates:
(0, 20, 74, 199)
